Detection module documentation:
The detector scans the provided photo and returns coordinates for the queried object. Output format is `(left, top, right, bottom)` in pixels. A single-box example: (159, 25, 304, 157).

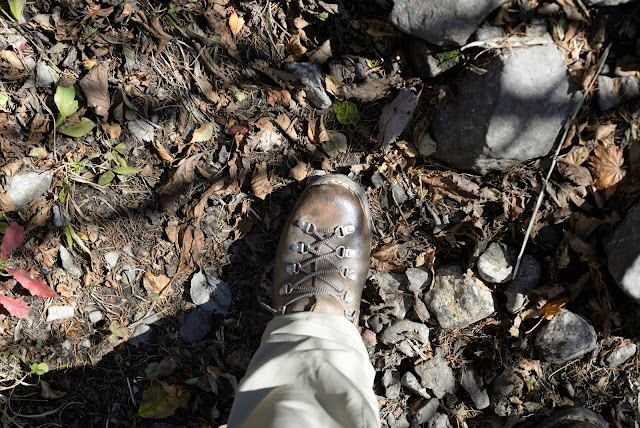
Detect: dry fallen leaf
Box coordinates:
(79, 62, 110, 122)
(541, 297, 569, 320)
(518, 359, 542, 377)
(102, 123, 121, 139)
(275, 114, 298, 140)
(228, 12, 245, 37)
(378, 86, 422, 150)
(190, 122, 214, 143)
(289, 161, 309, 181)
(308, 40, 332, 64)
(590, 144, 626, 190)
(143, 272, 171, 294)
(157, 153, 205, 210)
(251, 162, 272, 200)
(557, 160, 593, 186)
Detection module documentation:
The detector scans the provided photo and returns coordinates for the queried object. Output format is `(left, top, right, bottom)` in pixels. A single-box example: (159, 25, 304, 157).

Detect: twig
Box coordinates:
(513, 44, 611, 277)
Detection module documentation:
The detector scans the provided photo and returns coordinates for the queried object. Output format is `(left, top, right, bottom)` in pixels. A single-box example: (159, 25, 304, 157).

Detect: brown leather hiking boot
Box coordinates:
(273, 174, 372, 324)
(529, 407, 608, 428)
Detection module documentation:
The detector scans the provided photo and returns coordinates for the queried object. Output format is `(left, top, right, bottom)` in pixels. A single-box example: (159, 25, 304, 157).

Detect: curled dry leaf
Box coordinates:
(190, 122, 214, 143)
(378, 86, 422, 150)
(541, 297, 569, 320)
(326, 74, 402, 102)
(79, 62, 110, 122)
(157, 153, 205, 210)
(289, 161, 309, 181)
(590, 144, 626, 190)
(557, 160, 593, 186)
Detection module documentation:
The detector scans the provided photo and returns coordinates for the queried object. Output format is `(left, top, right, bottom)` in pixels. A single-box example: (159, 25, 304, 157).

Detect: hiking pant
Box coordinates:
(227, 312, 381, 428)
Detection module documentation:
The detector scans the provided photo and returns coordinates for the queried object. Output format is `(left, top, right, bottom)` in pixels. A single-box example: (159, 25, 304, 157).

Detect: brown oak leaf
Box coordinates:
(590, 144, 625, 190)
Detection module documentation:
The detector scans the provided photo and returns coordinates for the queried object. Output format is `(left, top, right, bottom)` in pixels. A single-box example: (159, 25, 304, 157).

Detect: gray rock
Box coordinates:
(285, 62, 331, 109)
(59, 245, 81, 278)
(412, 399, 439, 427)
(35, 62, 59, 87)
(427, 413, 452, 428)
(104, 251, 120, 269)
(402, 371, 431, 399)
(52, 205, 66, 227)
(389, 0, 509, 46)
(408, 40, 447, 79)
(538, 2, 562, 14)
(383, 369, 402, 399)
(416, 348, 456, 399)
(432, 33, 580, 173)
(460, 366, 490, 409)
(368, 314, 385, 333)
(505, 255, 542, 313)
(129, 324, 157, 351)
(47, 305, 74, 322)
(4, 171, 53, 211)
(491, 373, 515, 397)
(190, 270, 231, 315)
(598, 76, 640, 111)
(88, 310, 103, 324)
(81, 339, 91, 348)
(387, 413, 410, 428)
(413, 297, 431, 322)
(477, 242, 517, 283)
(380, 319, 429, 346)
(61, 339, 72, 351)
(536, 310, 597, 363)
(406, 267, 432, 292)
(605, 343, 637, 368)
(584, 0, 636, 5)
(605, 202, 640, 302)
(475, 25, 506, 41)
(424, 264, 495, 330)
(180, 307, 213, 343)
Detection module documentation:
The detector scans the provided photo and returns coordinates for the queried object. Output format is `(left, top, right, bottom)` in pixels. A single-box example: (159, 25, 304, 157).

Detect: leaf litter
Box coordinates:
(0, 0, 639, 427)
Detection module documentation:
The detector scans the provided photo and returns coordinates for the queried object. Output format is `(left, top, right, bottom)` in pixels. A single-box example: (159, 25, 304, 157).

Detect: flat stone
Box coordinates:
(584, 0, 636, 5)
(47, 305, 74, 322)
(424, 264, 495, 330)
(505, 255, 542, 313)
(491, 373, 515, 397)
(427, 413, 452, 428)
(460, 366, 490, 409)
(536, 310, 597, 363)
(59, 245, 81, 278)
(432, 33, 579, 173)
(4, 171, 53, 211)
(380, 319, 430, 346)
(598, 76, 640, 111)
(406, 267, 432, 292)
(401, 371, 431, 399)
(605, 343, 637, 368)
(35, 62, 59, 87)
(605, 202, 640, 302)
(477, 242, 517, 283)
(285, 62, 331, 109)
(104, 251, 119, 269)
(383, 369, 402, 399)
(180, 307, 213, 343)
(88, 310, 103, 324)
(389, 0, 509, 46)
(189, 269, 231, 315)
(413, 398, 439, 426)
(415, 348, 456, 399)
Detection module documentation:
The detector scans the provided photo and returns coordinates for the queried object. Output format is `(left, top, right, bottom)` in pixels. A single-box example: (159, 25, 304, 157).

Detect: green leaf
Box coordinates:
(30, 362, 49, 375)
(138, 379, 190, 419)
(54, 86, 78, 127)
(314, 11, 329, 21)
(228, 85, 246, 102)
(59, 118, 95, 137)
(98, 170, 115, 185)
(556, 17, 568, 41)
(418, 132, 437, 157)
(334, 101, 360, 125)
(8, 0, 26, 20)
(112, 166, 141, 175)
(112, 150, 128, 168)
(65, 223, 73, 249)
(36, 339, 43, 348)
(0, 92, 8, 107)
(0, 222, 7, 234)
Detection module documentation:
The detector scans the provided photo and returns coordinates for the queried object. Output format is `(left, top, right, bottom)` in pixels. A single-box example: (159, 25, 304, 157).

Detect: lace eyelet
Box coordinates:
(297, 220, 316, 234)
(341, 290, 354, 303)
(290, 242, 308, 254)
(340, 267, 354, 279)
(335, 225, 355, 238)
(280, 283, 293, 295)
(336, 246, 355, 258)
(287, 263, 301, 275)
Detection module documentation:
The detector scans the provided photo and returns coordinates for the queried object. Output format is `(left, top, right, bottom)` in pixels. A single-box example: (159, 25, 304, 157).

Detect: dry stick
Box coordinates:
(513, 44, 611, 278)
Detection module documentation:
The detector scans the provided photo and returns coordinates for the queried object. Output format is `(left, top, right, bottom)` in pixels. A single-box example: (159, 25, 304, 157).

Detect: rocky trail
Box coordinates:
(1, 0, 640, 427)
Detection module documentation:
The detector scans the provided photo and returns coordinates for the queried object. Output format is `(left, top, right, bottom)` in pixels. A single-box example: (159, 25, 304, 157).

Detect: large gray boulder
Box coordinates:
(605, 202, 640, 302)
(584, 0, 636, 5)
(598, 75, 640, 111)
(424, 264, 495, 330)
(432, 34, 580, 174)
(389, 0, 509, 47)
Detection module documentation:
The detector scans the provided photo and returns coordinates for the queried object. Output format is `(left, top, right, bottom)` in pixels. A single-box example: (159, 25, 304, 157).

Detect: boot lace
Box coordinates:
(278, 219, 360, 323)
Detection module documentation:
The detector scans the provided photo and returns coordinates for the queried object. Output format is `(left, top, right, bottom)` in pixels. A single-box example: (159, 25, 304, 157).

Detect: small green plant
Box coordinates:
(98, 146, 141, 185)
(8, 0, 26, 20)
(0, 92, 8, 107)
(54, 85, 95, 137)
(30, 362, 49, 376)
(334, 101, 360, 125)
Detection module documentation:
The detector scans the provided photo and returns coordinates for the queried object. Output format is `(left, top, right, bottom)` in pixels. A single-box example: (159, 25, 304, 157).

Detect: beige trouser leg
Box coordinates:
(227, 312, 381, 428)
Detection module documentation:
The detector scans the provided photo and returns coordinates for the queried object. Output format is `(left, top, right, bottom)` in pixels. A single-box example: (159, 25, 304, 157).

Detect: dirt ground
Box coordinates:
(1, 0, 640, 427)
